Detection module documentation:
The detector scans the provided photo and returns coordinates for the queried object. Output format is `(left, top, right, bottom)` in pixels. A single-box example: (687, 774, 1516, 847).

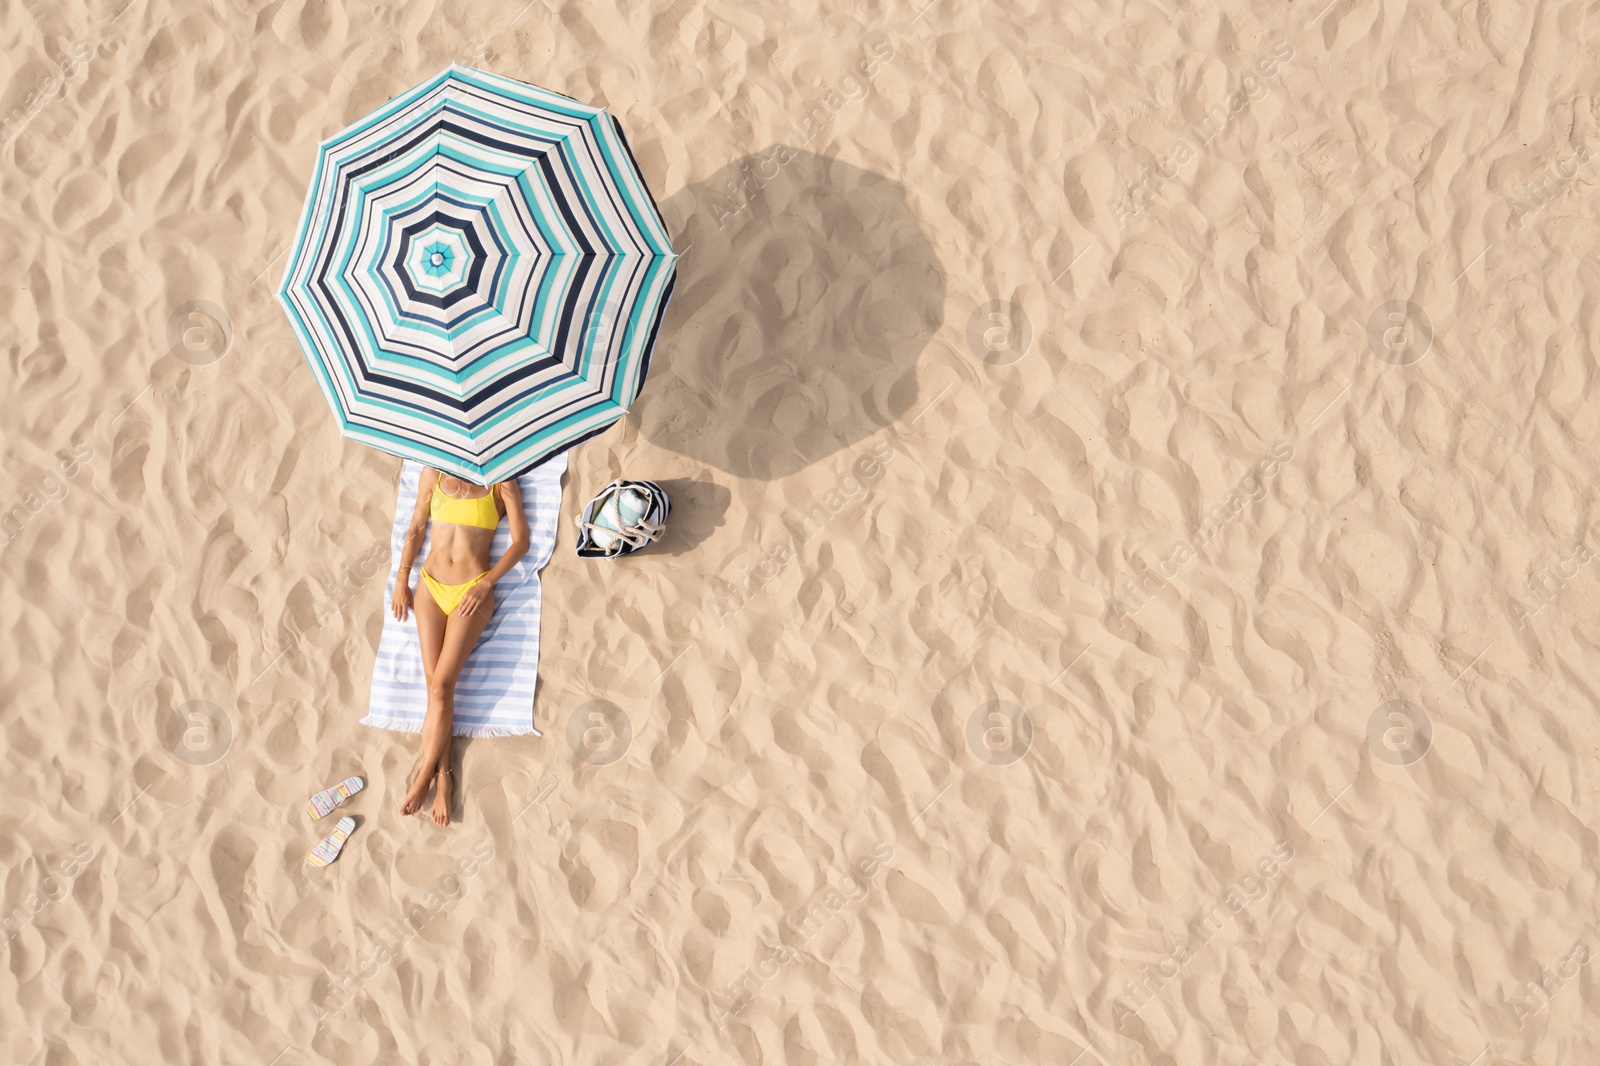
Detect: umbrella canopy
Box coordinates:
(277, 65, 676, 484)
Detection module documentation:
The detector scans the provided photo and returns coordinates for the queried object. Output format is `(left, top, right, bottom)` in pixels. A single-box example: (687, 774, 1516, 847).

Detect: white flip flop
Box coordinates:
(306, 816, 356, 868)
(306, 776, 364, 820)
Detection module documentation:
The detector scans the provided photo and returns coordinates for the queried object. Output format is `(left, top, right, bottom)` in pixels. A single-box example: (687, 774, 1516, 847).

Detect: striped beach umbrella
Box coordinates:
(276, 65, 676, 484)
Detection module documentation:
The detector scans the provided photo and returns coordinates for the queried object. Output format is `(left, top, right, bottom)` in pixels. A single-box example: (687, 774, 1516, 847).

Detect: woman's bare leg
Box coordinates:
(423, 589, 494, 826)
(402, 581, 450, 816)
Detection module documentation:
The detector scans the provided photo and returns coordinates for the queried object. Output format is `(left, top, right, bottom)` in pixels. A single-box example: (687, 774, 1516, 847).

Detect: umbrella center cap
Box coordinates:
(430, 252, 445, 266)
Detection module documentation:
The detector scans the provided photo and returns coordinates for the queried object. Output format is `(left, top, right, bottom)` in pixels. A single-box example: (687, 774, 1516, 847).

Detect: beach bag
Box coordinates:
(575, 479, 670, 558)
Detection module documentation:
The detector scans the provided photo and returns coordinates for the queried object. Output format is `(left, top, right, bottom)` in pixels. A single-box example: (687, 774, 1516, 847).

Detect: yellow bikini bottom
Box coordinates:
(420, 568, 490, 616)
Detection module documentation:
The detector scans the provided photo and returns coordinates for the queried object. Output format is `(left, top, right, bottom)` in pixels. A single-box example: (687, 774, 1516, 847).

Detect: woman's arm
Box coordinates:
(391, 468, 437, 620)
(482, 479, 530, 584)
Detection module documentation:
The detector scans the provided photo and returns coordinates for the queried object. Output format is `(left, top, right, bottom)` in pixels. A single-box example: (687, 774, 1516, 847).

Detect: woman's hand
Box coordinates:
(456, 579, 492, 618)
(392, 575, 413, 621)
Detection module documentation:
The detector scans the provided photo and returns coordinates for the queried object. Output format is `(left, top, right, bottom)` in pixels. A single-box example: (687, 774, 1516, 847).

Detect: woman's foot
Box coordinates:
(400, 760, 433, 816)
(431, 767, 453, 827)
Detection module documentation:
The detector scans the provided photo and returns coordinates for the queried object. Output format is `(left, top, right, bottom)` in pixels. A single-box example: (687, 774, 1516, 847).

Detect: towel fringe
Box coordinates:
(360, 715, 541, 739)
(457, 724, 543, 738)
(359, 714, 423, 734)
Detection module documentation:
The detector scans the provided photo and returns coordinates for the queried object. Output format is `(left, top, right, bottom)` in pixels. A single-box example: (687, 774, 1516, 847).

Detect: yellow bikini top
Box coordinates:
(431, 478, 500, 530)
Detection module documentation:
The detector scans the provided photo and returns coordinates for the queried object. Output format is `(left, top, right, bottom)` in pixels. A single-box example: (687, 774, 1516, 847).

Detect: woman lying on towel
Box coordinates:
(390, 468, 530, 825)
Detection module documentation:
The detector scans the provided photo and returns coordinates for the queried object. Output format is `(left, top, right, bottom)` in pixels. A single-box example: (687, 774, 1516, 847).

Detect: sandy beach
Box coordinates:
(4, 0, 1600, 1062)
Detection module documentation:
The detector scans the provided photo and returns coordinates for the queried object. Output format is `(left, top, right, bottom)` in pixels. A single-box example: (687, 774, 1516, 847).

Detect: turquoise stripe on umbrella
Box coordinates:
(277, 65, 675, 483)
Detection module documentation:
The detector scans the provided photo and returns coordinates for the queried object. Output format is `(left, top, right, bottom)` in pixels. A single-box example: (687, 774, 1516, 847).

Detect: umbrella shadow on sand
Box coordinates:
(636, 148, 945, 480)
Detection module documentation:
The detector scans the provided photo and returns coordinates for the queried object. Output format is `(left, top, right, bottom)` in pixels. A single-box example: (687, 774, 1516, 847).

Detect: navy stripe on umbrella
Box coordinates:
(277, 65, 676, 483)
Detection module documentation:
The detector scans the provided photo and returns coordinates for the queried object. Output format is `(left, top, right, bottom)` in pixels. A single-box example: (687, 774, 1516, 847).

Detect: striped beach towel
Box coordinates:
(363, 457, 566, 737)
